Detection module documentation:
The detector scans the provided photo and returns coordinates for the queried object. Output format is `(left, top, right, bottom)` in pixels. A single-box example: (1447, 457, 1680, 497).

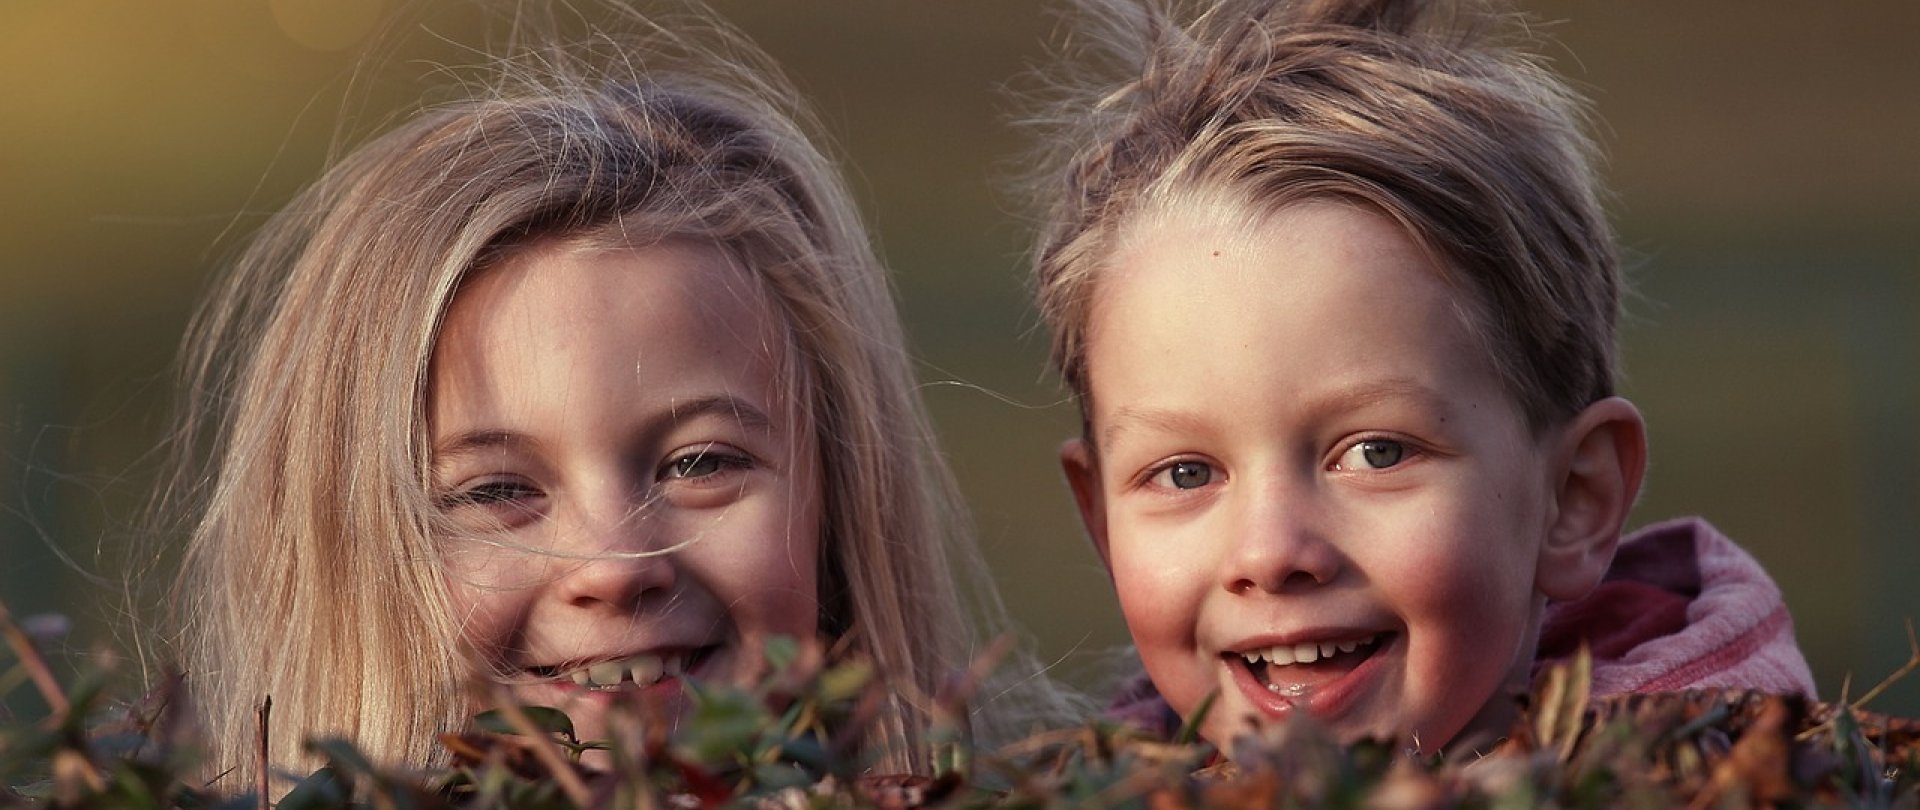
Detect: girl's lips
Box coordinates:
(563, 651, 686, 690)
(1224, 632, 1396, 723)
(518, 645, 720, 694)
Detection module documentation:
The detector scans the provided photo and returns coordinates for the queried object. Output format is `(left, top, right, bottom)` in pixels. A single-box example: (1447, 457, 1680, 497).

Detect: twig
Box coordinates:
(1794, 620, 1919, 743)
(0, 597, 69, 721)
(488, 685, 595, 808)
(1850, 619, 1920, 714)
(256, 696, 272, 810)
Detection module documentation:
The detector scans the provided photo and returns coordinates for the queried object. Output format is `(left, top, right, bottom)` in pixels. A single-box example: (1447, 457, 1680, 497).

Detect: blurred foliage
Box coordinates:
(6, 603, 1920, 809)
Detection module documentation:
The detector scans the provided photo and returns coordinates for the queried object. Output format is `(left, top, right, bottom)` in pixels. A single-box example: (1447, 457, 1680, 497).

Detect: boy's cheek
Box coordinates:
(1106, 530, 1212, 673)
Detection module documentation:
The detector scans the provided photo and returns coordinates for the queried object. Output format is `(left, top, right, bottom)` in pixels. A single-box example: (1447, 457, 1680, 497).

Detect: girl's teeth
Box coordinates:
(588, 661, 626, 686)
(628, 656, 664, 685)
(1338, 640, 1357, 654)
(1293, 642, 1320, 664)
(558, 652, 686, 688)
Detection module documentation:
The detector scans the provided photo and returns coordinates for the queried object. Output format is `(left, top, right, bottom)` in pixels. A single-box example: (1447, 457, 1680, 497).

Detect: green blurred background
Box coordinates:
(2, 1, 1916, 718)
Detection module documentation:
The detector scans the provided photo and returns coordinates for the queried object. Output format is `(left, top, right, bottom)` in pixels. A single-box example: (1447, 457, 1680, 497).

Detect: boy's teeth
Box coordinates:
(1249, 634, 1378, 667)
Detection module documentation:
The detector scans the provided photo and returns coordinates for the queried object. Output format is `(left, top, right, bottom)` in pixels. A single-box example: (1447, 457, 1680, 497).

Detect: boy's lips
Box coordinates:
(1221, 631, 1395, 720)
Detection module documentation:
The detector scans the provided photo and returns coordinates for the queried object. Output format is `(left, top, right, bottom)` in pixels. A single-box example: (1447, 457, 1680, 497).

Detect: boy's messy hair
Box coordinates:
(162, 5, 1057, 789)
(1031, 0, 1619, 431)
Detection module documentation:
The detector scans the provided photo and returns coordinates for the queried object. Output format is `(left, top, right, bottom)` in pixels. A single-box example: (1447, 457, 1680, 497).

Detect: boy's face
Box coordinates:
(1065, 200, 1561, 751)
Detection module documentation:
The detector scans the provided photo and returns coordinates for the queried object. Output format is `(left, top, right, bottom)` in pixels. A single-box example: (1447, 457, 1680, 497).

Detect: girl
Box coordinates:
(163, 11, 1057, 790)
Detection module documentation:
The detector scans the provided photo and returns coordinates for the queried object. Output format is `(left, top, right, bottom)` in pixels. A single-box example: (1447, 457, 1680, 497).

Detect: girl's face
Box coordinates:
(428, 238, 822, 745)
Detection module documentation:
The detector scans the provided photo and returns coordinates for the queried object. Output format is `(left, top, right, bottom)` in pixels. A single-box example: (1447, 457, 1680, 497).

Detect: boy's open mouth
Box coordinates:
(526, 647, 713, 692)
(1228, 633, 1387, 696)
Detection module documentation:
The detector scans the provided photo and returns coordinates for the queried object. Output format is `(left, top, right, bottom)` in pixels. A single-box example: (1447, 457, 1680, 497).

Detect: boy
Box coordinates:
(1028, 0, 1816, 753)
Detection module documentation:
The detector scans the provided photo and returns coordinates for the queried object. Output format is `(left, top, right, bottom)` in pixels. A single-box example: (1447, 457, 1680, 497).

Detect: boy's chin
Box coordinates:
(1441, 684, 1528, 754)
(1207, 691, 1529, 760)
(1202, 648, 1532, 757)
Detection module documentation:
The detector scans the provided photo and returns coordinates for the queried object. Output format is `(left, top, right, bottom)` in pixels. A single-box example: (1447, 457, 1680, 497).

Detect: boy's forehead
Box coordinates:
(1115, 191, 1271, 262)
(1103, 197, 1446, 315)
(1112, 193, 1450, 289)
(1084, 199, 1531, 447)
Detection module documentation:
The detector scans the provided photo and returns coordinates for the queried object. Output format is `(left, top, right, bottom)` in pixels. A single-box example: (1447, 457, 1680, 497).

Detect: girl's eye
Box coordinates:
(438, 479, 542, 510)
(1150, 460, 1216, 490)
(1335, 439, 1410, 471)
(662, 446, 751, 481)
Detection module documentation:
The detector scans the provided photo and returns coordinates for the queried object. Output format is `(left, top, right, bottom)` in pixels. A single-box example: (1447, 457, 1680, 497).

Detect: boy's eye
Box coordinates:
(1335, 439, 1408, 471)
(1152, 460, 1215, 490)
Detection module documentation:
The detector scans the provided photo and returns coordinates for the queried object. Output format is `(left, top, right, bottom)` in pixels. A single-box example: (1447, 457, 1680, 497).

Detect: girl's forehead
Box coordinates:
(427, 238, 803, 427)
(455, 237, 781, 336)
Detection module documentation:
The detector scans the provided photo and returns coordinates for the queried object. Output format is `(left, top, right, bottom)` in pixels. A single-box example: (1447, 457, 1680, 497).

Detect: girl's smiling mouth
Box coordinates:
(523, 647, 715, 692)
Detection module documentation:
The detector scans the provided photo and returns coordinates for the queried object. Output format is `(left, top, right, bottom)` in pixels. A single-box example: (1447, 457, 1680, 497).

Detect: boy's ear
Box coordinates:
(1059, 438, 1112, 570)
(1538, 396, 1648, 602)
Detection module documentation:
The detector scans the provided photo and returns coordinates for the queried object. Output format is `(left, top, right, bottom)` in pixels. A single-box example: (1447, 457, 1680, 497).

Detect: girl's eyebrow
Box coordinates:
(431, 430, 534, 465)
(665, 394, 776, 433)
(432, 394, 778, 462)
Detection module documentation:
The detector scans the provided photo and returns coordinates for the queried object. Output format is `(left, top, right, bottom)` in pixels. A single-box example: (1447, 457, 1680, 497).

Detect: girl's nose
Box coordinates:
(1222, 480, 1342, 595)
(553, 502, 677, 611)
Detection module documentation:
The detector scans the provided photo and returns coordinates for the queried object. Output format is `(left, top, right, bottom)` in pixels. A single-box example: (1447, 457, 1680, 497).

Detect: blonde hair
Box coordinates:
(167, 14, 1051, 787)
(1032, 0, 1619, 430)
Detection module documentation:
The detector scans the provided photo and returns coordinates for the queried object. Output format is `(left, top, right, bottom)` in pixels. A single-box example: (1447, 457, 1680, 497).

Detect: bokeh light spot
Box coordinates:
(269, 0, 383, 52)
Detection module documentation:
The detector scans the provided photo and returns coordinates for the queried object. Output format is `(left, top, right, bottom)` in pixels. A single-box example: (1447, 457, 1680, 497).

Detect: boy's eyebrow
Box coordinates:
(1098, 378, 1455, 450)
(1100, 406, 1214, 451)
(1308, 378, 1456, 418)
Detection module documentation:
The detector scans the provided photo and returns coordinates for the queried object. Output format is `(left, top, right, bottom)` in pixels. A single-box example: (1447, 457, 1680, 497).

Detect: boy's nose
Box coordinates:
(552, 502, 677, 610)
(1222, 483, 1341, 594)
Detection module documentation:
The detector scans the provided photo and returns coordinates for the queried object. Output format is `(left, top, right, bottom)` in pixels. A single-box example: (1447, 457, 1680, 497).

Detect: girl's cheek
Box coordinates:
(442, 555, 541, 638)
(445, 581, 505, 651)
(442, 538, 550, 590)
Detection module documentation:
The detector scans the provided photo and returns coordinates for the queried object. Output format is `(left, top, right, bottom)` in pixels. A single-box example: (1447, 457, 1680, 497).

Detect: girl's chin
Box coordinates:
(502, 677, 693, 752)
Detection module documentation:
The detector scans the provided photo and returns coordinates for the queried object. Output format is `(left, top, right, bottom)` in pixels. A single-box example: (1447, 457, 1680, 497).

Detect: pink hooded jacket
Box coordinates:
(1532, 516, 1816, 697)
(1106, 517, 1818, 738)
